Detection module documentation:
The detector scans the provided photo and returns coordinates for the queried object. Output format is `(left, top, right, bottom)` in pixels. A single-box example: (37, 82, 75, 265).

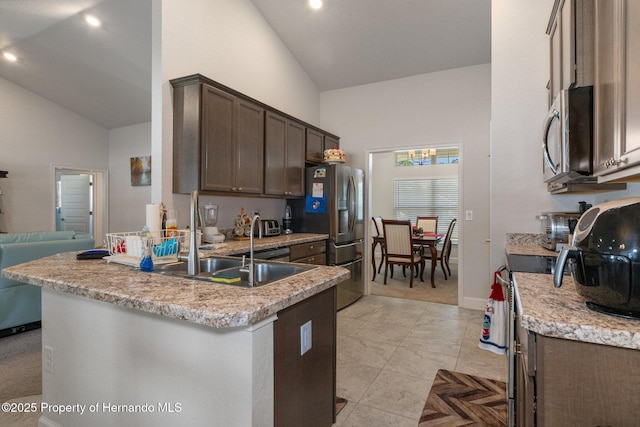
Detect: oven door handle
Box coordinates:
(496, 271, 510, 288)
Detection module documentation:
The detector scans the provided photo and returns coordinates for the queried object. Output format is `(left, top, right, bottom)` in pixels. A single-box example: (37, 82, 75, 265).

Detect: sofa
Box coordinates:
(0, 231, 95, 334)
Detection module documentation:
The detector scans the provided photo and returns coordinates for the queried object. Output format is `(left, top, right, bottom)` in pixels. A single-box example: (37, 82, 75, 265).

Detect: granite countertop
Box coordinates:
(2, 234, 350, 329)
(514, 272, 640, 350)
(201, 233, 328, 256)
(505, 243, 557, 257)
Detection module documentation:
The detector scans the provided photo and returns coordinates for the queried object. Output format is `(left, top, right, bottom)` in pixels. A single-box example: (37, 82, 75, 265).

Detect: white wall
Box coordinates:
(321, 64, 491, 308)
(0, 77, 109, 233)
(159, 0, 323, 230)
(108, 122, 152, 234)
(489, 1, 640, 274)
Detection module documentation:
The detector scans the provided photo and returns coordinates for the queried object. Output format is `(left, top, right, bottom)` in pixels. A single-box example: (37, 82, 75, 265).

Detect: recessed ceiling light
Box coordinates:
(309, 0, 323, 10)
(85, 14, 101, 27)
(3, 52, 17, 62)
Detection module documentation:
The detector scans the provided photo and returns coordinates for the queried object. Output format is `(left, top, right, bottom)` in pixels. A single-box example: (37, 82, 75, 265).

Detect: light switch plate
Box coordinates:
(300, 320, 312, 355)
(465, 210, 473, 221)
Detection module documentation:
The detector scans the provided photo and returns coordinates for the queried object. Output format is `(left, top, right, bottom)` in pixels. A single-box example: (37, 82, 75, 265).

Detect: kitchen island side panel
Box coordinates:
(40, 288, 275, 427)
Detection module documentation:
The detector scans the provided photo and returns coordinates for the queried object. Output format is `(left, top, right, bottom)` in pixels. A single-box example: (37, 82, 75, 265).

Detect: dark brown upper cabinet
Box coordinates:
(306, 129, 340, 164)
(171, 74, 340, 197)
(172, 78, 264, 195)
(264, 112, 305, 197)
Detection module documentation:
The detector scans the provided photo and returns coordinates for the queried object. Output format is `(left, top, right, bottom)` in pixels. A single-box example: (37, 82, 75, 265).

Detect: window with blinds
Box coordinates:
(393, 178, 458, 241)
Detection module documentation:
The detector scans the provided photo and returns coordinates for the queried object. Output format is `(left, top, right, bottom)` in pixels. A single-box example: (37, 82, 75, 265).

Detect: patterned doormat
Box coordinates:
(336, 397, 347, 415)
(419, 369, 507, 427)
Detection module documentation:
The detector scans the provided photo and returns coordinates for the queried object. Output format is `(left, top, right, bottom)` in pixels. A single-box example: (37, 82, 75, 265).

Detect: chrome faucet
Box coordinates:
(186, 190, 200, 276)
(241, 214, 262, 287)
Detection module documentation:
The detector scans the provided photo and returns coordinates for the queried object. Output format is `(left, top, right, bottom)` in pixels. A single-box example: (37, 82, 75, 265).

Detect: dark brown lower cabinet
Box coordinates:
(517, 323, 640, 426)
(274, 287, 336, 427)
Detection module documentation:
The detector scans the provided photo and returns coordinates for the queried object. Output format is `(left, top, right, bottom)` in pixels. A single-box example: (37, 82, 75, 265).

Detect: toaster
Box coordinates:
(255, 220, 281, 237)
(538, 212, 581, 251)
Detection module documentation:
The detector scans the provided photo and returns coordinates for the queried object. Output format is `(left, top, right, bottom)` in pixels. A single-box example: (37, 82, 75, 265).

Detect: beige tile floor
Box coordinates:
(333, 295, 507, 426)
(1, 293, 505, 427)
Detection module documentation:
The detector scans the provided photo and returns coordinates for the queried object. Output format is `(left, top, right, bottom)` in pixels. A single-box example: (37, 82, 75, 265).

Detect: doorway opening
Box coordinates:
(367, 144, 462, 306)
(54, 167, 107, 247)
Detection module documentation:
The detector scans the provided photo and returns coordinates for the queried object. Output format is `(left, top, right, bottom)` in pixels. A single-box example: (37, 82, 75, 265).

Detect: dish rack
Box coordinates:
(105, 230, 191, 267)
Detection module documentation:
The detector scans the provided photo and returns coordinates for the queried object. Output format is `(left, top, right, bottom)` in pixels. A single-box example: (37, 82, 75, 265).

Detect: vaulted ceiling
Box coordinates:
(0, 0, 490, 129)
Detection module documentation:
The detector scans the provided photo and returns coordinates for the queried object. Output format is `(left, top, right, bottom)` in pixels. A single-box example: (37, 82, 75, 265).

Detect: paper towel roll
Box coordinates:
(146, 204, 162, 240)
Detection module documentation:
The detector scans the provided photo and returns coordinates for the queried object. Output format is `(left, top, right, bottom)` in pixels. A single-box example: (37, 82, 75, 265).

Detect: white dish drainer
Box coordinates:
(105, 230, 191, 267)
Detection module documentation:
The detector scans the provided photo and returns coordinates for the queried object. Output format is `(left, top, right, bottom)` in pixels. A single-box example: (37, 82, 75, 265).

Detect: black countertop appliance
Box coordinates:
(554, 197, 640, 318)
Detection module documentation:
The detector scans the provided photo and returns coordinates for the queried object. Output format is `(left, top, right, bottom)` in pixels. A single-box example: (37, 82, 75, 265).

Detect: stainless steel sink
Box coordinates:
(154, 256, 316, 287)
(156, 257, 243, 274)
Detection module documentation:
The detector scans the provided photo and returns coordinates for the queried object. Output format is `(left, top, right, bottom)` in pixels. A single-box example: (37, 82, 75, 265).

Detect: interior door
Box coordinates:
(60, 174, 91, 233)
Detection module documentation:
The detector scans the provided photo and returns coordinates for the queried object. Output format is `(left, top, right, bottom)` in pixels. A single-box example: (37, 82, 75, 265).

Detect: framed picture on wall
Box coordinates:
(130, 156, 151, 186)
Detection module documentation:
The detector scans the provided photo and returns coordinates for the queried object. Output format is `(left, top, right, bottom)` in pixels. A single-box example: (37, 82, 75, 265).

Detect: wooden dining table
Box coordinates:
(371, 233, 443, 287)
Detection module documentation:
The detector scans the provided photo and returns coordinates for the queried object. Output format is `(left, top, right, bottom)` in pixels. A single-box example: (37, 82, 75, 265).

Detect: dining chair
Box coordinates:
(416, 216, 438, 234)
(372, 216, 385, 273)
(382, 219, 425, 288)
(422, 218, 457, 280)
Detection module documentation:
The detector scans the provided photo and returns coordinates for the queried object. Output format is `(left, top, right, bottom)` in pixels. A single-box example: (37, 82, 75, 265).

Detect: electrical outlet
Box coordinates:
(300, 320, 312, 355)
(465, 210, 473, 221)
(44, 346, 54, 373)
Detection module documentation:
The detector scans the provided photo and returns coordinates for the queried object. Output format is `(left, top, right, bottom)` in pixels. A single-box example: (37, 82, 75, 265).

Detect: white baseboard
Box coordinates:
(460, 296, 487, 311)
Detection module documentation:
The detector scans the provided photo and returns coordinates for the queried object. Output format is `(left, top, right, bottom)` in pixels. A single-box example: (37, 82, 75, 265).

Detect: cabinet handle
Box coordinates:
(231, 187, 237, 191)
(310, 245, 314, 249)
(602, 157, 627, 168)
(237, 187, 243, 191)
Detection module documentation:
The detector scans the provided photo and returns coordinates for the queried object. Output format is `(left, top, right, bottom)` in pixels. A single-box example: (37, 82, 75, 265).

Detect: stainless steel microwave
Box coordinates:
(542, 86, 593, 183)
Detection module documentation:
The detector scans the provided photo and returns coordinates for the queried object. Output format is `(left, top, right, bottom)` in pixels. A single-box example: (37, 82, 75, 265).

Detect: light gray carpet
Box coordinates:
(0, 329, 42, 403)
(370, 260, 458, 305)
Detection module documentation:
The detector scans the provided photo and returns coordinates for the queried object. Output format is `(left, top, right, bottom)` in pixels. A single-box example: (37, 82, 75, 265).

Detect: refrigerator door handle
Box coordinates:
(347, 175, 356, 233)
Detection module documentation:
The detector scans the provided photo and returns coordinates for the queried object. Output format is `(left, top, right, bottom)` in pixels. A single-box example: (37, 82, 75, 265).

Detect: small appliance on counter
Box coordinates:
(253, 220, 281, 237)
(538, 211, 581, 251)
(199, 203, 225, 243)
(554, 197, 640, 319)
(283, 205, 293, 235)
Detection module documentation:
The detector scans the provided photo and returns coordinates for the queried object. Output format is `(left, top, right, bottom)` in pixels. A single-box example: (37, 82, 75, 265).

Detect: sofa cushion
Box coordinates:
(0, 231, 76, 244)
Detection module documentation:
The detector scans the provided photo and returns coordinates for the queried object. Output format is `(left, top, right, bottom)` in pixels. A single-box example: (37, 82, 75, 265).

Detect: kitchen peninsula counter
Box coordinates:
(1, 235, 345, 427)
(2, 233, 337, 329)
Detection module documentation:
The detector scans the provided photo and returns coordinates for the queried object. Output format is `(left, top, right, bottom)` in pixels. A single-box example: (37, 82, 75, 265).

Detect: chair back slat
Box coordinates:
(416, 216, 438, 234)
(382, 220, 412, 256)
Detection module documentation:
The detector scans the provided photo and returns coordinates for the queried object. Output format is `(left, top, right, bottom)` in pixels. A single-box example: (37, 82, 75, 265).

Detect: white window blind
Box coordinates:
(393, 178, 458, 241)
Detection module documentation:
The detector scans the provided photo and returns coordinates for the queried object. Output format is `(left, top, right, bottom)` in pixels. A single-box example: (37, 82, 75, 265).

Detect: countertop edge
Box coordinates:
(2, 234, 348, 329)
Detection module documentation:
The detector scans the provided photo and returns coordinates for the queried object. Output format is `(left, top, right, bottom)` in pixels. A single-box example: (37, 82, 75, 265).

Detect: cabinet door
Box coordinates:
(621, 1, 640, 169)
(274, 287, 336, 427)
(549, 11, 562, 105)
(593, 0, 625, 177)
(324, 134, 339, 151)
(235, 99, 264, 193)
(561, 0, 574, 90)
(201, 84, 236, 192)
(286, 120, 306, 197)
(536, 334, 640, 426)
(306, 128, 324, 163)
(265, 111, 287, 195)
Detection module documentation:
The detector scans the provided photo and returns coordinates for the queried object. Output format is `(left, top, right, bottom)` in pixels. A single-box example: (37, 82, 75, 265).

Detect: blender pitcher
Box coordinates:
(199, 203, 224, 243)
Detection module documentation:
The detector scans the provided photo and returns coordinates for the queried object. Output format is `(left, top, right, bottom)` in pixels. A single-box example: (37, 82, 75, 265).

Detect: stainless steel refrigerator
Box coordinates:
(289, 164, 364, 309)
